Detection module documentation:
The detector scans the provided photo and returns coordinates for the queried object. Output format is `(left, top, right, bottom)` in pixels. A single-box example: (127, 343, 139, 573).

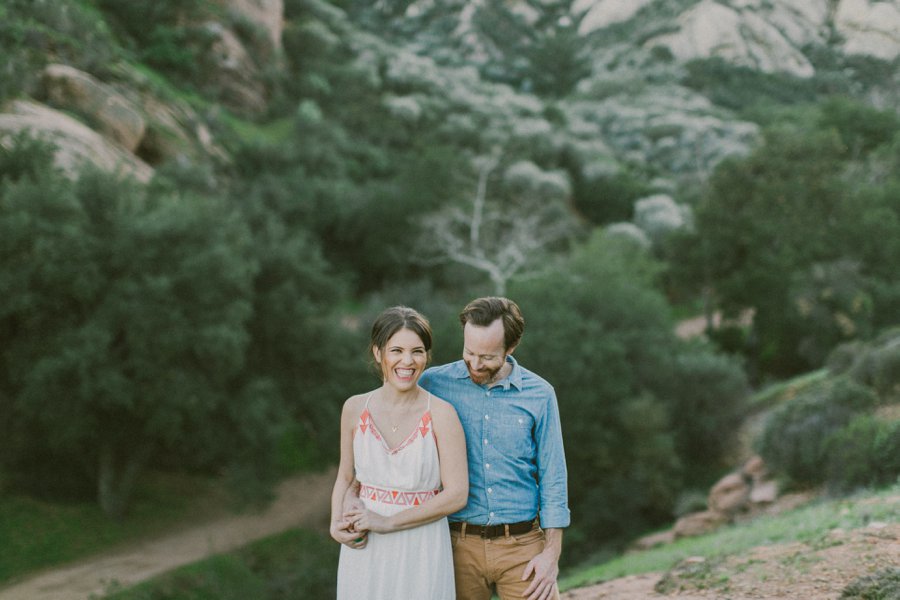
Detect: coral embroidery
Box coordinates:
(359, 484, 440, 506)
(358, 409, 433, 454)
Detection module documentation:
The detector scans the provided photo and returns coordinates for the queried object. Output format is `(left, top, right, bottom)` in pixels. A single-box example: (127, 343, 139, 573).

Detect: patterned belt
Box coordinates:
(359, 483, 440, 506)
(449, 519, 536, 538)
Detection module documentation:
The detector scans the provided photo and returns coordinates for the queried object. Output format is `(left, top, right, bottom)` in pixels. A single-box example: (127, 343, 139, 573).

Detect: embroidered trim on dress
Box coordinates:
(359, 483, 440, 506)
(359, 409, 432, 454)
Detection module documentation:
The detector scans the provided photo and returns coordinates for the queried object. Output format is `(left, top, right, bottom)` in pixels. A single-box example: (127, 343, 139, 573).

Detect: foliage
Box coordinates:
(660, 348, 749, 484)
(825, 415, 900, 493)
(0, 151, 266, 515)
(103, 528, 339, 600)
(677, 99, 900, 377)
(512, 230, 746, 553)
(512, 231, 680, 551)
(94, 0, 214, 83)
(565, 159, 653, 226)
(755, 378, 877, 486)
(526, 27, 592, 97)
(841, 568, 900, 600)
(0, 134, 356, 515)
(829, 328, 900, 400)
(789, 259, 874, 366)
(0, 0, 120, 99)
(681, 57, 819, 112)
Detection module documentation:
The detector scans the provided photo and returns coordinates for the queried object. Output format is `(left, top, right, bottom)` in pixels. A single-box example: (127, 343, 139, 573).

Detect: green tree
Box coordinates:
(512, 231, 682, 549)
(679, 102, 900, 376)
(0, 144, 284, 516)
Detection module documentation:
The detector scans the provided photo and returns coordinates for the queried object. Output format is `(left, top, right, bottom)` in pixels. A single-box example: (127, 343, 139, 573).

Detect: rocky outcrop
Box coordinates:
(631, 455, 813, 551)
(574, 0, 900, 77)
(33, 64, 225, 169)
(0, 100, 153, 183)
(835, 0, 900, 60)
(645, 0, 817, 78)
(214, 0, 284, 51)
(202, 22, 269, 114)
(40, 64, 146, 153)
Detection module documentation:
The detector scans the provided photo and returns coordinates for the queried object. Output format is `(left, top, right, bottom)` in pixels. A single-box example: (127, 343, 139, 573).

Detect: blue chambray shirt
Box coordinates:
(420, 356, 570, 529)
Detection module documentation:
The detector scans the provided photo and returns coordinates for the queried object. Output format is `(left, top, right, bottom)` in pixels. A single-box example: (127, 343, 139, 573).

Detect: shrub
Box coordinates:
(848, 330, 900, 400)
(662, 348, 750, 483)
(756, 378, 877, 485)
(829, 328, 900, 401)
(825, 415, 900, 493)
(841, 568, 900, 600)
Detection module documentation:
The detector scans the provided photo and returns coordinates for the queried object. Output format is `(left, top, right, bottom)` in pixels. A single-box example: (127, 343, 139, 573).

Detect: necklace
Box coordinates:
(381, 389, 418, 433)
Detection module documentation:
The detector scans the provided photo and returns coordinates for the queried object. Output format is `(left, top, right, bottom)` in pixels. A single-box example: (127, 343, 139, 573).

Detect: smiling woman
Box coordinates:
(329, 306, 468, 600)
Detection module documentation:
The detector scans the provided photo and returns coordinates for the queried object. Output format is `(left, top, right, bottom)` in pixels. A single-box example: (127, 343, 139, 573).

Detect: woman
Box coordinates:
(331, 306, 468, 599)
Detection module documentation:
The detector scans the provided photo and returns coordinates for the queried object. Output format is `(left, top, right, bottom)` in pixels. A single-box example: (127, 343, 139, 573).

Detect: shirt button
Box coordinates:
(486, 391, 491, 396)
(490, 512, 495, 517)
(484, 414, 490, 420)
(485, 463, 490, 469)
(487, 488, 493, 494)
(483, 439, 488, 445)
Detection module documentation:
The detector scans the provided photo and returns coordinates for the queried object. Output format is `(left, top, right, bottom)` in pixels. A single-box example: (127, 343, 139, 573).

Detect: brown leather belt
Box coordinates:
(449, 519, 535, 539)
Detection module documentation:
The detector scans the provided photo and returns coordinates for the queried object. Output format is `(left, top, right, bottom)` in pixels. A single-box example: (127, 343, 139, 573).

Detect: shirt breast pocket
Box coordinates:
(497, 414, 533, 456)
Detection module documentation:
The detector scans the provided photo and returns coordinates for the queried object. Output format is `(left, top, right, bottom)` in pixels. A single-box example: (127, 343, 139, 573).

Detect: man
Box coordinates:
(419, 296, 569, 600)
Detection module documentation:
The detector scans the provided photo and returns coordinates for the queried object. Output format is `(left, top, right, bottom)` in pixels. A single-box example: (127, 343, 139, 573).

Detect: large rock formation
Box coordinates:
(40, 64, 147, 153)
(216, 0, 284, 51)
(575, 0, 900, 77)
(0, 100, 153, 182)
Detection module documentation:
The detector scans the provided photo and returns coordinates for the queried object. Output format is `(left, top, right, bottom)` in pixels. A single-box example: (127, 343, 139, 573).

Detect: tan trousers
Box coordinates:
(450, 523, 561, 600)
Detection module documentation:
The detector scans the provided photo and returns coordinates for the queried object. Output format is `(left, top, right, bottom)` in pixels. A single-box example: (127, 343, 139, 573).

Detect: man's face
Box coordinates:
(462, 319, 508, 385)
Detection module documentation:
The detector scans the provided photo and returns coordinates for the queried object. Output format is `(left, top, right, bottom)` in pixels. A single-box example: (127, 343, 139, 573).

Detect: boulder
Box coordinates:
(203, 22, 268, 114)
(0, 100, 153, 183)
(213, 0, 283, 51)
(749, 479, 779, 505)
(708, 472, 751, 516)
(835, 0, 900, 60)
(629, 528, 675, 551)
(673, 510, 728, 539)
(645, 0, 816, 78)
(40, 64, 146, 152)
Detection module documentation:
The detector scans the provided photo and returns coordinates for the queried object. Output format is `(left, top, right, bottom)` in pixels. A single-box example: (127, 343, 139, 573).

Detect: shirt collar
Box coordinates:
(452, 355, 523, 391)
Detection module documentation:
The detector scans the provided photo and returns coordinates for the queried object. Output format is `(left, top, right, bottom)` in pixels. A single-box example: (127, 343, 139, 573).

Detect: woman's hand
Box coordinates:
(344, 507, 392, 534)
(331, 518, 369, 549)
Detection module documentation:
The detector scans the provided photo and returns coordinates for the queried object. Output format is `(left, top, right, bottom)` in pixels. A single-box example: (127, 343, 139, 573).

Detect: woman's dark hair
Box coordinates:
(459, 296, 524, 351)
(371, 306, 433, 355)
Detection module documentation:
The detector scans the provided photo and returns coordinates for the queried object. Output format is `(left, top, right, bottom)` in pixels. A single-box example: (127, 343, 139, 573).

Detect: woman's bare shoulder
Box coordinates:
(342, 391, 373, 415)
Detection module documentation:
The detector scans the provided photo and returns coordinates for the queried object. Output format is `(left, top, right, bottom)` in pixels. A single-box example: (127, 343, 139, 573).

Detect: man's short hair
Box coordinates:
(459, 296, 525, 351)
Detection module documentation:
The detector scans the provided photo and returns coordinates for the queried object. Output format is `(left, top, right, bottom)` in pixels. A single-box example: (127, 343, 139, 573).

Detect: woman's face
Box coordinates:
(373, 328, 428, 391)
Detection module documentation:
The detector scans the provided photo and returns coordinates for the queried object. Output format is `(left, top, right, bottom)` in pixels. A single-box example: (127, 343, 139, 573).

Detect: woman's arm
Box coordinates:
(346, 398, 468, 533)
(330, 396, 366, 546)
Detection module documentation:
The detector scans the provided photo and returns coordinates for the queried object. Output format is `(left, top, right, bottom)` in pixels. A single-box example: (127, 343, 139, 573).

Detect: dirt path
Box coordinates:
(0, 467, 336, 600)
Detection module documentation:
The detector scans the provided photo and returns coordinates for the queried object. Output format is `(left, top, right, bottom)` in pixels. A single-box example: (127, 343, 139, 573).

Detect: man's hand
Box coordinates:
(521, 547, 559, 600)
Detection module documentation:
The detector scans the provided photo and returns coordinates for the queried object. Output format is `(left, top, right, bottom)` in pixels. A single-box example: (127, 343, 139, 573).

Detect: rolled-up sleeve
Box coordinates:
(535, 386, 570, 528)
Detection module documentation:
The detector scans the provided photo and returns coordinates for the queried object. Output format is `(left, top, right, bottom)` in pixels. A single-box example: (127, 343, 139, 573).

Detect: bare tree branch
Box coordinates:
(417, 152, 576, 295)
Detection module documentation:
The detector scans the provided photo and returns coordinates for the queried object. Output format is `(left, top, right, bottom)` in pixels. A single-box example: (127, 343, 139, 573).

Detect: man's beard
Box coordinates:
(466, 361, 502, 385)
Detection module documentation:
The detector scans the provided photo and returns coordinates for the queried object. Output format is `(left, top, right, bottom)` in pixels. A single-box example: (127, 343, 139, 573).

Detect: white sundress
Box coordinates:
(336, 392, 455, 599)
